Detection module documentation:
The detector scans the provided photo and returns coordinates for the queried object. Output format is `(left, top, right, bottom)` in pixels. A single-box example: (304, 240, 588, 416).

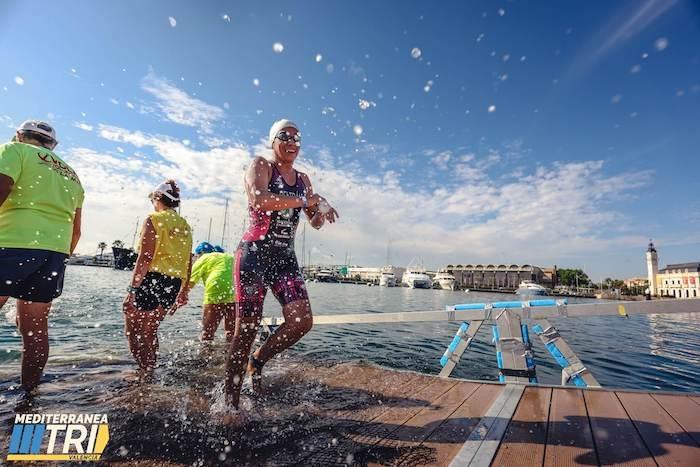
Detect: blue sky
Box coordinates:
(1, 0, 698, 279)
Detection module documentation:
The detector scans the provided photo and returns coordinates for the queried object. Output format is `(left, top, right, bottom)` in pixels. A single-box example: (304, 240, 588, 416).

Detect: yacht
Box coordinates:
(402, 268, 432, 289)
(315, 269, 338, 283)
(515, 280, 549, 296)
(379, 270, 397, 287)
(434, 270, 456, 291)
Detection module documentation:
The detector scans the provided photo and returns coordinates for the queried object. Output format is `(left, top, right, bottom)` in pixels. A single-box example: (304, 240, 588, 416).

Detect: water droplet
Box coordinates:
(353, 125, 363, 136)
(654, 37, 669, 52)
(630, 64, 641, 74)
(222, 14, 231, 22)
(410, 47, 422, 59)
(610, 94, 622, 104)
(168, 16, 177, 28)
(488, 105, 496, 113)
(315, 53, 323, 63)
(252, 78, 260, 87)
(498, 8, 505, 16)
(14, 76, 24, 86)
(273, 42, 284, 53)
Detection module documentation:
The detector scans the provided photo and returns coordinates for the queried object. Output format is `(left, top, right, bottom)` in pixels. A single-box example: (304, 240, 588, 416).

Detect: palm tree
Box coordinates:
(97, 242, 107, 258)
(112, 240, 124, 248)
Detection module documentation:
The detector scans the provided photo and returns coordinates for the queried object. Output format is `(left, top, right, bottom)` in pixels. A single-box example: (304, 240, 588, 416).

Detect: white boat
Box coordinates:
(315, 269, 337, 283)
(379, 270, 397, 287)
(515, 280, 549, 296)
(402, 268, 432, 289)
(433, 270, 456, 291)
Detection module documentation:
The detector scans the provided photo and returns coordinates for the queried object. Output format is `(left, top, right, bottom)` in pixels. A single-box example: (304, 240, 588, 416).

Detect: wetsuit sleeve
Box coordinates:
(0, 144, 23, 182)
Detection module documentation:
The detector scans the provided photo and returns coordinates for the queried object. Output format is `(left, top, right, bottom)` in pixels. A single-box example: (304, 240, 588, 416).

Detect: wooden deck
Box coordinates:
(295, 363, 700, 466)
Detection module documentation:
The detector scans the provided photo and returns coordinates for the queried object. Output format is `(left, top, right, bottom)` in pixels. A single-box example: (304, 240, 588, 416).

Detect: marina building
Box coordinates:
(445, 264, 551, 289)
(645, 242, 700, 298)
(345, 266, 406, 282)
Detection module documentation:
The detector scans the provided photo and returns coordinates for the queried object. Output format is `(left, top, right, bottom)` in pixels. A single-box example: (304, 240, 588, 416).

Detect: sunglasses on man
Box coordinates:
(276, 130, 302, 143)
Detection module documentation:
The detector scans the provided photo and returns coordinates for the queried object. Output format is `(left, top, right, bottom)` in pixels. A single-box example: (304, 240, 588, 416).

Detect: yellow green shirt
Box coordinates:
(141, 209, 193, 279)
(0, 142, 84, 254)
(189, 252, 235, 305)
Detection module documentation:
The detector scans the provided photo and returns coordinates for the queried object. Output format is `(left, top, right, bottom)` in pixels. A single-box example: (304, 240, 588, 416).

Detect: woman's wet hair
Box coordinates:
(151, 179, 181, 208)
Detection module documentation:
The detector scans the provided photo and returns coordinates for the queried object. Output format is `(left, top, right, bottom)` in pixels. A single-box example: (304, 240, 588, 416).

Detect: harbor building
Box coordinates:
(645, 241, 700, 298)
(445, 264, 551, 290)
(346, 266, 405, 282)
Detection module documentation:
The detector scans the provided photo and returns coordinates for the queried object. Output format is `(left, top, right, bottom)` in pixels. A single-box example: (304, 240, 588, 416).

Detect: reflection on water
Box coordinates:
(1, 266, 699, 463)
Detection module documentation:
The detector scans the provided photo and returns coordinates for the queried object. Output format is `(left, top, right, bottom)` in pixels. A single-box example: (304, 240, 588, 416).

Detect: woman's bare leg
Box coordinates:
(225, 315, 260, 408)
(140, 306, 166, 375)
(251, 299, 313, 365)
(223, 303, 236, 343)
(201, 304, 225, 341)
(16, 300, 52, 392)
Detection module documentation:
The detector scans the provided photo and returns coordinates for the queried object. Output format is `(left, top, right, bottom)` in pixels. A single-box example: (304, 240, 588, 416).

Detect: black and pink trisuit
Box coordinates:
(234, 164, 309, 317)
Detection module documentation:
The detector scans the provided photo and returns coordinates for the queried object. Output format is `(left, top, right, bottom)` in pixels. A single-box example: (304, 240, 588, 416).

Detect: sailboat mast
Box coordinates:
(221, 199, 229, 248)
(207, 217, 213, 242)
(131, 217, 140, 249)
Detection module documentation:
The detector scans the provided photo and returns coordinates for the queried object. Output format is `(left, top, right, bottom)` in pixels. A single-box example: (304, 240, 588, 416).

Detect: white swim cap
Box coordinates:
(268, 119, 299, 148)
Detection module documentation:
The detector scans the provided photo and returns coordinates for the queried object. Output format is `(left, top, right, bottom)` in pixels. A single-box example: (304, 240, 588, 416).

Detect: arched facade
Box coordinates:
(446, 263, 547, 289)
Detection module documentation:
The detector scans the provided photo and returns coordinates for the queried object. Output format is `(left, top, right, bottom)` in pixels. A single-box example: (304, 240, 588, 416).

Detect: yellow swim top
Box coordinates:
(141, 209, 193, 279)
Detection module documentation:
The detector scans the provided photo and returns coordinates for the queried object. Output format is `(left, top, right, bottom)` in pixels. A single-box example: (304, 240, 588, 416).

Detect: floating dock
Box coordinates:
(293, 363, 700, 466)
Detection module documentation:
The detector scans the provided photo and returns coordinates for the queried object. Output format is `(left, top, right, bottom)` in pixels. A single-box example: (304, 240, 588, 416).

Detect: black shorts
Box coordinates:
(0, 247, 68, 303)
(234, 242, 308, 318)
(134, 272, 182, 312)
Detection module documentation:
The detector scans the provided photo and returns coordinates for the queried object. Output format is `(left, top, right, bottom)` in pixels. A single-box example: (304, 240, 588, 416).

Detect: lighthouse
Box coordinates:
(646, 241, 658, 296)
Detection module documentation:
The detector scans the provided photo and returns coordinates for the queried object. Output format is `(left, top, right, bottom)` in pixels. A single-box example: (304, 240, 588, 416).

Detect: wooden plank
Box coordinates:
(468, 384, 526, 466)
(491, 386, 551, 467)
(617, 392, 700, 466)
(419, 383, 504, 466)
(364, 381, 480, 466)
(651, 394, 700, 446)
(448, 384, 525, 467)
(584, 390, 655, 466)
(689, 395, 700, 407)
(299, 369, 437, 466)
(304, 376, 456, 466)
(544, 388, 598, 466)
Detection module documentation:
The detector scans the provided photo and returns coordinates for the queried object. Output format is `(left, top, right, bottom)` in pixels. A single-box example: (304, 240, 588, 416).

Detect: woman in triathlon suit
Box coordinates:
(226, 119, 338, 408)
(122, 180, 193, 379)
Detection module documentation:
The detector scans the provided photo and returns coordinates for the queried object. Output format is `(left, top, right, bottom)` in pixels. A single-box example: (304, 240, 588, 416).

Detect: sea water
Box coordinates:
(1, 266, 698, 463)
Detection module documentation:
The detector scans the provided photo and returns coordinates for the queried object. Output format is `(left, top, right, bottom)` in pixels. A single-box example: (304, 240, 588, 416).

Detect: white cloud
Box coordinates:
(65, 122, 653, 278)
(73, 122, 94, 131)
(431, 151, 451, 170)
(140, 70, 225, 134)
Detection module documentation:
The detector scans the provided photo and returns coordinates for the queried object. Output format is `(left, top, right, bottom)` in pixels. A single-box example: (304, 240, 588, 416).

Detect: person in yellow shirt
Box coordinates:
(188, 242, 236, 342)
(0, 120, 84, 394)
(122, 180, 193, 378)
